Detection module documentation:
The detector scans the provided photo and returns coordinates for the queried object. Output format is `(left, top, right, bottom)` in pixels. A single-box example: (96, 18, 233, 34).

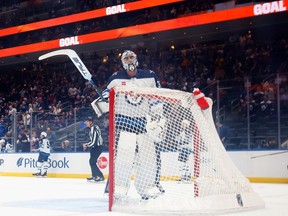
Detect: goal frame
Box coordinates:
(108, 87, 116, 211)
(107, 86, 265, 214)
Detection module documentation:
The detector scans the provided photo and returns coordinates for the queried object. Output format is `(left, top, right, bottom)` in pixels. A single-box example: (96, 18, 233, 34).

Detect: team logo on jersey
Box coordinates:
(125, 92, 143, 106)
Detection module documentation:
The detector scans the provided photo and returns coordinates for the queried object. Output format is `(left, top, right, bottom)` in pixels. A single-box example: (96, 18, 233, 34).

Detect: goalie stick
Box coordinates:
(250, 150, 288, 159)
(39, 49, 105, 101)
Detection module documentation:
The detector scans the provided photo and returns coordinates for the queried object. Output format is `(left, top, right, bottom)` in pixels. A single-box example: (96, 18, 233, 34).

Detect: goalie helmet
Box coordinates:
(121, 50, 139, 72)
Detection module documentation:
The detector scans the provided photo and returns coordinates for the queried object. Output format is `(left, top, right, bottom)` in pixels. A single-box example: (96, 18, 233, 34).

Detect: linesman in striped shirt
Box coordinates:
(83, 116, 104, 182)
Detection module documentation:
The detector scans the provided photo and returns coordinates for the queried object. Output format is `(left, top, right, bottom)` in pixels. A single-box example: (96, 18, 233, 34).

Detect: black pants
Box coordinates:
(89, 146, 104, 178)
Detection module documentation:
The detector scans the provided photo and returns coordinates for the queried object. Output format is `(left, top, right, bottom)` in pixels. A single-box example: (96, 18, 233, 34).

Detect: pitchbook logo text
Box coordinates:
(17, 157, 70, 169)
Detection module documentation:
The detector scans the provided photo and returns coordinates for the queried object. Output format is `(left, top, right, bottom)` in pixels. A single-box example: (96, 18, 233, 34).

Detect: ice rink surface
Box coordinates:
(0, 176, 287, 216)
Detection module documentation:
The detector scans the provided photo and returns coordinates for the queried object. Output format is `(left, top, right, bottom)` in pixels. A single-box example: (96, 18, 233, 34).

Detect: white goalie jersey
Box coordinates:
(91, 68, 161, 118)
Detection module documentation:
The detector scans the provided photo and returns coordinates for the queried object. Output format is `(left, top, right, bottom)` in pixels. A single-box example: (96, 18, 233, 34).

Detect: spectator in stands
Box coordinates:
(53, 116, 66, 130)
(7, 105, 17, 121)
(216, 122, 229, 144)
(28, 103, 34, 114)
(16, 129, 29, 152)
(280, 139, 288, 148)
(260, 139, 277, 149)
(59, 139, 72, 152)
(22, 110, 31, 130)
(53, 103, 62, 115)
(46, 127, 56, 149)
(37, 97, 46, 111)
(68, 84, 78, 108)
(0, 6, 287, 153)
(30, 131, 39, 152)
(0, 122, 8, 138)
(36, 119, 48, 134)
(21, 129, 31, 152)
(253, 86, 264, 105)
(259, 96, 274, 117)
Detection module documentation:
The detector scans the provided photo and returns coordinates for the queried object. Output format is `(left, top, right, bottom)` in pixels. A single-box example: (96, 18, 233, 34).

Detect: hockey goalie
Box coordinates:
(91, 50, 166, 200)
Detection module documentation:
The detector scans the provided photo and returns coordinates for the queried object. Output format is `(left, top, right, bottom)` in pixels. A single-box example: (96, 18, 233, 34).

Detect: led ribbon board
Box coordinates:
(0, 0, 286, 58)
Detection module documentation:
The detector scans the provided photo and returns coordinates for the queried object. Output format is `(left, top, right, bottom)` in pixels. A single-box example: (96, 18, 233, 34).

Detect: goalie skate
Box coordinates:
(141, 186, 163, 200)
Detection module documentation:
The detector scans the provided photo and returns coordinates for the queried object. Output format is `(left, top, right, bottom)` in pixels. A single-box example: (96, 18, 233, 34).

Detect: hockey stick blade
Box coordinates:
(39, 49, 105, 100)
(39, 49, 92, 80)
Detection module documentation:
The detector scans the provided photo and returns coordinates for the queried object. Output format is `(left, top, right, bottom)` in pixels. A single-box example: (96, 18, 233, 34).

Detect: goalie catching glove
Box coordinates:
(91, 89, 109, 117)
(145, 101, 166, 143)
(145, 114, 166, 143)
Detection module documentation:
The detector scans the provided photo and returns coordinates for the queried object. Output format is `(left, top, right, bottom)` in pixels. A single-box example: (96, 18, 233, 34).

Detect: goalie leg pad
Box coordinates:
(114, 131, 137, 198)
(134, 134, 159, 198)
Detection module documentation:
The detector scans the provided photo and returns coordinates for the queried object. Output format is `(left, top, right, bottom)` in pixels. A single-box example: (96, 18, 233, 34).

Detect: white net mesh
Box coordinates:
(109, 86, 264, 214)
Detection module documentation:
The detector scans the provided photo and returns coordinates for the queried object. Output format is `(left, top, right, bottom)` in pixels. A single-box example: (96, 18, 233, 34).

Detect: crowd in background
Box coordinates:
(0, 0, 213, 49)
(0, 0, 287, 152)
(0, 29, 287, 152)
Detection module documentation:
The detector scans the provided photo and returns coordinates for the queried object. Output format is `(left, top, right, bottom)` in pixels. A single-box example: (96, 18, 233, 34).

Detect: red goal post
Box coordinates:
(108, 86, 264, 214)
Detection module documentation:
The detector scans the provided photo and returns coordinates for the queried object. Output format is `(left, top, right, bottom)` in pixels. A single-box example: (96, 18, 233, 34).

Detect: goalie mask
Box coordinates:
(121, 50, 139, 72)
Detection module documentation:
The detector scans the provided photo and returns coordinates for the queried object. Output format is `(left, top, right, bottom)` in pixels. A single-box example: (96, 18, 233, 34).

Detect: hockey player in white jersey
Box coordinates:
(32, 132, 51, 177)
(92, 50, 165, 200)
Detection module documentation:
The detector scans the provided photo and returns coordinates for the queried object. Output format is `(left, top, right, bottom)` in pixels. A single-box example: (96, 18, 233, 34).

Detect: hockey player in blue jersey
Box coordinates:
(32, 131, 51, 177)
(92, 50, 165, 200)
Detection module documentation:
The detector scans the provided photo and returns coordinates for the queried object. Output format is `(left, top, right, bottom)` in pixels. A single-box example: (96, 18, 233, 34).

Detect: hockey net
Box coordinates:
(108, 86, 264, 214)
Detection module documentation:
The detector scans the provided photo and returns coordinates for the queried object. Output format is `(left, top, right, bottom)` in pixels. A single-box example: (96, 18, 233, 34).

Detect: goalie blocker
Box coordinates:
(91, 89, 109, 118)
